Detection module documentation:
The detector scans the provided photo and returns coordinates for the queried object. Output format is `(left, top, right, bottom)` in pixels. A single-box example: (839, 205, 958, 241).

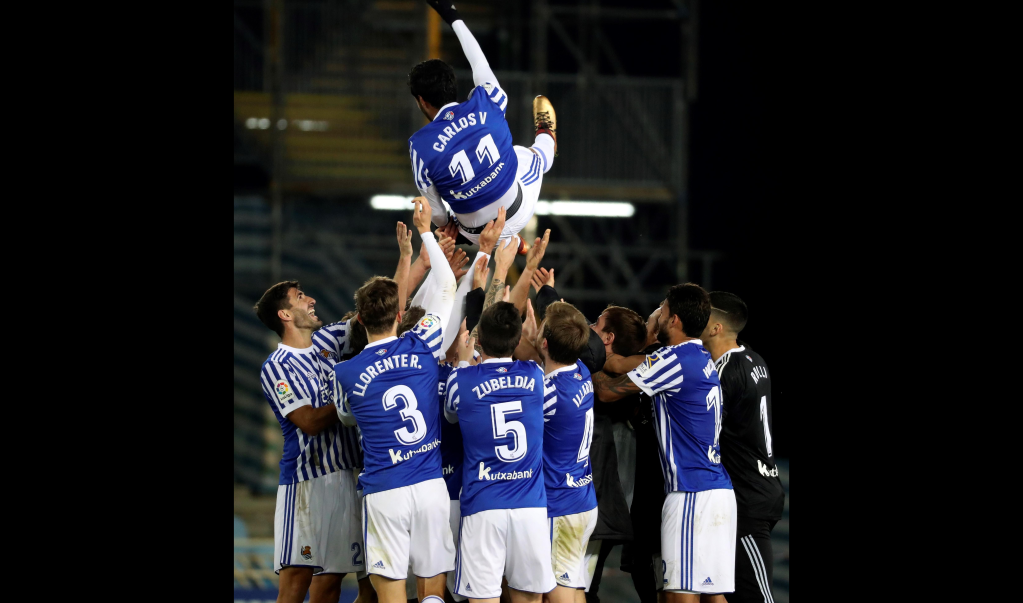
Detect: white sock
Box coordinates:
(532, 132, 556, 173)
(422, 596, 444, 603)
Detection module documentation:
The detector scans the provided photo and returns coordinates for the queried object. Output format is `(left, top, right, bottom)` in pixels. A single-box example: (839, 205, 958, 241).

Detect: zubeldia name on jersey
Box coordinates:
(472, 374, 538, 399)
(432, 111, 492, 152)
(349, 353, 423, 397)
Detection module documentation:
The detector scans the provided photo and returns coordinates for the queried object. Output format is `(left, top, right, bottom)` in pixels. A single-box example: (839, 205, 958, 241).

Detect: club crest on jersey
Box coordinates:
(419, 316, 438, 329)
(496, 367, 508, 373)
(443, 111, 455, 121)
(320, 349, 332, 359)
(574, 373, 582, 380)
(301, 546, 312, 560)
(746, 355, 753, 362)
(376, 348, 388, 356)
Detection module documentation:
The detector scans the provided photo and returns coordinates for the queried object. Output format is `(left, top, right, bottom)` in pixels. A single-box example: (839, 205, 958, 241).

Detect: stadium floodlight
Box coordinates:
(535, 200, 635, 218)
(370, 195, 416, 210)
(370, 195, 633, 218)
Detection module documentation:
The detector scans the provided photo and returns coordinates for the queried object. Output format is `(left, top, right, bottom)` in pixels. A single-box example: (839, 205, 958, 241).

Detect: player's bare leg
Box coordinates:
(371, 575, 408, 603)
(664, 593, 726, 603)
(308, 573, 343, 603)
(356, 575, 379, 603)
(277, 566, 315, 603)
(541, 585, 579, 603)
(416, 574, 448, 601)
(507, 587, 542, 603)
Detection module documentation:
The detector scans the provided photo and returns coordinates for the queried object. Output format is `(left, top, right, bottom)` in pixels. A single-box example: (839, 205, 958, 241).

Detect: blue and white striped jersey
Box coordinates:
(437, 362, 463, 501)
(334, 314, 447, 495)
(444, 359, 547, 517)
(260, 331, 363, 485)
(312, 319, 351, 360)
(408, 82, 519, 214)
(542, 363, 598, 518)
(627, 340, 732, 494)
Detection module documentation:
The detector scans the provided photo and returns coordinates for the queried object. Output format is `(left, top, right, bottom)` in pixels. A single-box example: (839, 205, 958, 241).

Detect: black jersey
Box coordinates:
(716, 343, 784, 520)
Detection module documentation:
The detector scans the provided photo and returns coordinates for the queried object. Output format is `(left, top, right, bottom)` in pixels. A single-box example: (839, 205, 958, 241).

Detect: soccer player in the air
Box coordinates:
(443, 302, 556, 603)
(410, 0, 558, 249)
(254, 282, 371, 603)
(591, 283, 737, 603)
(333, 198, 457, 603)
(699, 292, 783, 603)
(528, 301, 599, 603)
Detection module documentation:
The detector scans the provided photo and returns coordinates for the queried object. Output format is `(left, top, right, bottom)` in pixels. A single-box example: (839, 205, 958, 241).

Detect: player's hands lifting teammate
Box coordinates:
(457, 328, 476, 365)
(449, 247, 470, 280)
(425, 0, 461, 25)
(472, 255, 490, 291)
(396, 222, 413, 258)
(436, 219, 459, 242)
(476, 206, 507, 256)
(411, 196, 433, 234)
(521, 299, 539, 347)
(530, 267, 555, 293)
(525, 229, 551, 271)
(494, 235, 519, 276)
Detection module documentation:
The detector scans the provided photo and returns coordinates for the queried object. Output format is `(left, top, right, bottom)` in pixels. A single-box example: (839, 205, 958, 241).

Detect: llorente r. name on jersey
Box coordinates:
(333, 314, 446, 495)
(408, 82, 518, 214)
(260, 333, 363, 485)
(627, 339, 733, 494)
(542, 363, 598, 518)
(445, 359, 546, 517)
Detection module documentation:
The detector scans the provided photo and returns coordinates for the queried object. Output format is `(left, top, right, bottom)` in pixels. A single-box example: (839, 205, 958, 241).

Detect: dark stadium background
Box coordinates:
(235, 1, 795, 600)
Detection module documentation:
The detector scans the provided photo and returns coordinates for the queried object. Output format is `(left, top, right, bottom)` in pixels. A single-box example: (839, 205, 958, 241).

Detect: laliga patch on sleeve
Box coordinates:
(275, 378, 295, 404)
(419, 315, 438, 330)
(637, 353, 659, 375)
(484, 82, 494, 94)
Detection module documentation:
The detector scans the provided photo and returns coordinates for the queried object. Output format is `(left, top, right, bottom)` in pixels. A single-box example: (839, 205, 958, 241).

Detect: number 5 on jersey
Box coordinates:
(491, 401, 526, 461)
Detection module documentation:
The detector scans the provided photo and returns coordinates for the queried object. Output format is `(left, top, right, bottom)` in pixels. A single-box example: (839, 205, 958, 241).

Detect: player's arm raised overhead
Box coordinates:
(426, 1, 498, 89)
(509, 229, 551, 314)
(394, 221, 414, 312)
(411, 196, 457, 355)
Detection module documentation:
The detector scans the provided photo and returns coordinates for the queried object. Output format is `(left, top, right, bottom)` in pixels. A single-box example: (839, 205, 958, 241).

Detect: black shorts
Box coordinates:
(731, 515, 778, 603)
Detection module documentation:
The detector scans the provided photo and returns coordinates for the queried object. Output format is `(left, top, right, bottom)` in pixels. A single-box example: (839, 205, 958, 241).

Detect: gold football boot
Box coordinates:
(533, 95, 557, 156)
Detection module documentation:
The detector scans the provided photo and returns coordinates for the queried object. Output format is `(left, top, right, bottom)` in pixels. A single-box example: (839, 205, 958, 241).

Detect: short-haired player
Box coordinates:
(444, 302, 557, 603)
(528, 302, 599, 603)
(591, 284, 737, 602)
(333, 198, 458, 603)
(254, 282, 373, 603)
(699, 292, 783, 603)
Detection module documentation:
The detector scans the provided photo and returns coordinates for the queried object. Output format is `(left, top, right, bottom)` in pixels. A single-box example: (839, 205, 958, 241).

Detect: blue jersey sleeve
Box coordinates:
(407, 312, 445, 358)
(313, 320, 350, 358)
(543, 376, 558, 422)
(469, 82, 509, 117)
(261, 359, 312, 417)
(627, 347, 685, 397)
(443, 369, 460, 423)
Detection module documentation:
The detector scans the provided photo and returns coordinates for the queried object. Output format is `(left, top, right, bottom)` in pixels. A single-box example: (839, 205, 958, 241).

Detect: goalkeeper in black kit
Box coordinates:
(699, 292, 784, 603)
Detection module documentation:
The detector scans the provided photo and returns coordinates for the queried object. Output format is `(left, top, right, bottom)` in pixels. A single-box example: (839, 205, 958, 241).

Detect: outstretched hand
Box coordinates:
(425, 0, 462, 26)
(449, 247, 470, 279)
(457, 329, 476, 365)
(477, 206, 507, 255)
(494, 235, 518, 275)
(525, 229, 551, 271)
(437, 219, 459, 242)
(411, 196, 433, 234)
(396, 222, 413, 257)
(521, 298, 539, 347)
(472, 255, 490, 290)
(531, 267, 555, 293)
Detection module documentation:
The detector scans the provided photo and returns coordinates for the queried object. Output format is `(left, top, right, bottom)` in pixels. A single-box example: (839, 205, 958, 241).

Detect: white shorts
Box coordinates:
(582, 540, 601, 592)
(549, 508, 598, 589)
(454, 507, 557, 599)
(363, 477, 455, 580)
(658, 489, 737, 594)
(455, 145, 543, 246)
(274, 469, 364, 575)
(405, 497, 466, 601)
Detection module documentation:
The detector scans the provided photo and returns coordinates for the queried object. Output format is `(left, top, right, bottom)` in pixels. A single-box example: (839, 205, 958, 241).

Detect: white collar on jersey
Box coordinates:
(545, 362, 579, 378)
(277, 342, 315, 353)
(482, 357, 513, 364)
(432, 102, 459, 121)
(364, 336, 397, 349)
(719, 345, 746, 358)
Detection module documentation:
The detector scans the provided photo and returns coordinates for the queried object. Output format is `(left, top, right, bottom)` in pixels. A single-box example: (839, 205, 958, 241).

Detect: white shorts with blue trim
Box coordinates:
(363, 477, 455, 581)
(454, 507, 557, 599)
(549, 507, 599, 589)
(273, 468, 365, 575)
(658, 489, 737, 594)
(404, 497, 466, 601)
(454, 144, 545, 246)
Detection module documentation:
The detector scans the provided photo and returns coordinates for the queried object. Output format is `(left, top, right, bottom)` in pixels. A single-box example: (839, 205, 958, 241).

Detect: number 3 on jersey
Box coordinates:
(449, 134, 501, 184)
(382, 385, 427, 446)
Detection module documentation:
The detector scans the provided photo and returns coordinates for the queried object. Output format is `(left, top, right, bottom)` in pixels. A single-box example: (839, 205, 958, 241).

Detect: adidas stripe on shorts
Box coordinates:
(362, 477, 455, 580)
(454, 507, 557, 599)
(657, 489, 737, 594)
(549, 507, 598, 589)
(273, 469, 365, 575)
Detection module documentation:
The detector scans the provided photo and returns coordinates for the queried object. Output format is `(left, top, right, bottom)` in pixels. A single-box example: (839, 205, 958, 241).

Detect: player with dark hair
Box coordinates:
(333, 198, 458, 603)
(443, 301, 556, 602)
(590, 283, 736, 602)
(409, 0, 558, 250)
(591, 305, 648, 359)
(699, 292, 783, 603)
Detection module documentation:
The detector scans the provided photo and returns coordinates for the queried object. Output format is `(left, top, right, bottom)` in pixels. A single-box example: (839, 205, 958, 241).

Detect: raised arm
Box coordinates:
(426, 1, 498, 88)
(470, 233, 517, 354)
(412, 198, 456, 322)
(510, 229, 551, 314)
(394, 222, 414, 312)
